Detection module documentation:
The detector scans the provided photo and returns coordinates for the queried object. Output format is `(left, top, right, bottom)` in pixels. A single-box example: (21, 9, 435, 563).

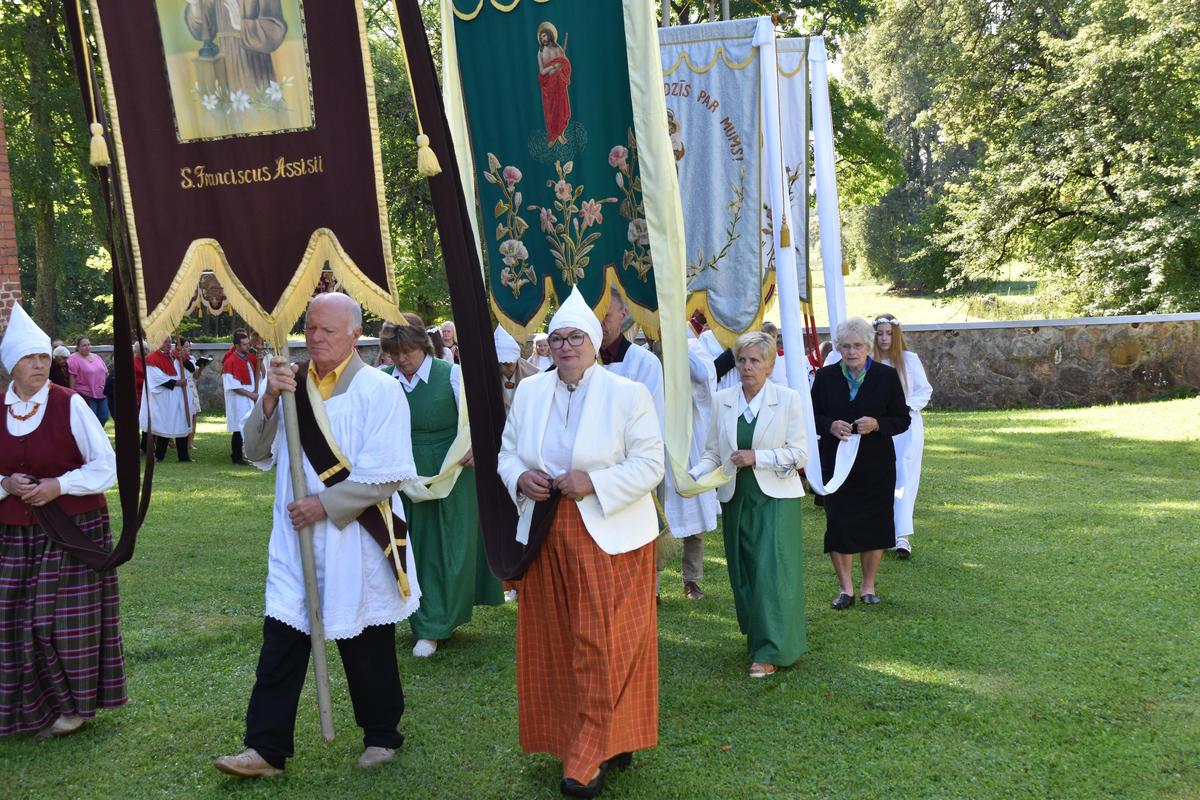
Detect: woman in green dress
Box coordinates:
(381, 316, 502, 657)
(691, 332, 808, 678)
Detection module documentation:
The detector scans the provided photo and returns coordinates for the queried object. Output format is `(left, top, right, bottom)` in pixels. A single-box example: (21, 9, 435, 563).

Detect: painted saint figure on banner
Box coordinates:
(156, 0, 314, 142)
(536, 21, 571, 146)
(184, 0, 286, 95)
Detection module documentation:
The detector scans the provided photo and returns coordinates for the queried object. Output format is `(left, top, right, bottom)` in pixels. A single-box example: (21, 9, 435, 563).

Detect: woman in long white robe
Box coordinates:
(873, 316, 933, 557)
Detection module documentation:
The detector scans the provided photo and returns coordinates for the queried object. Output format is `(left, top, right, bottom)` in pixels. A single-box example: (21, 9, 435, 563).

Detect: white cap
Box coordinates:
(1, 302, 52, 373)
(547, 287, 602, 353)
(494, 325, 521, 363)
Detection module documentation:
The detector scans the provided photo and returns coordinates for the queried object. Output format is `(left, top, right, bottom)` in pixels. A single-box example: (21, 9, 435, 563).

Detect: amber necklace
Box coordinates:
(8, 401, 40, 421)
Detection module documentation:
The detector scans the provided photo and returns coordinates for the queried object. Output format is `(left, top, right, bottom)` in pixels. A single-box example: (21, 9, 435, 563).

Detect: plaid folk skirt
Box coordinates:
(0, 510, 127, 736)
(516, 501, 658, 782)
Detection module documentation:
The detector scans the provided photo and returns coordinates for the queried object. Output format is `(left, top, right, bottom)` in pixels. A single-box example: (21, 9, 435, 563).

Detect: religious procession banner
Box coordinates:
(442, 0, 724, 497)
(88, 0, 400, 344)
(777, 37, 811, 305)
(658, 18, 787, 347)
(442, 0, 686, 341)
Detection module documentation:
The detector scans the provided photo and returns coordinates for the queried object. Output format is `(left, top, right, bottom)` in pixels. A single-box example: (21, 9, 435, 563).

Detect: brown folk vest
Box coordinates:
(0, 384, 108, 525)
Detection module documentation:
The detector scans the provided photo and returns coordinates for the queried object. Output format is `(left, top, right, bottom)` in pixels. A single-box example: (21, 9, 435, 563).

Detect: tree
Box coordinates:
(0, 0, 111, 338)
(840, 0, 973, 290)
(931, 0, 1200, 313)
(366, 0, 452, 324)
(849, 0, 1200, 313)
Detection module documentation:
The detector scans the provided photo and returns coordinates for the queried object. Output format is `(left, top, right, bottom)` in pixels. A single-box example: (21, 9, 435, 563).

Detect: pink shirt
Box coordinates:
(67, 352, 108, 399)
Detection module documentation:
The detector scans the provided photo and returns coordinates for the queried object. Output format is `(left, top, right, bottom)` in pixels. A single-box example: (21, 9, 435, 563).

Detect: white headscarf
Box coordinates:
(1, 302, 52, 373)
(547, 287, 602, 353)
(532, 332, 548, 345)
(493, 325, 521, 363)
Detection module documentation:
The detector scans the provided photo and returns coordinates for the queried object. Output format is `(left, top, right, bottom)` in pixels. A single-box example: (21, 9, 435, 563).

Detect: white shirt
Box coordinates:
(737, 384, 766, 423)
(541, 365, 595, 478)
(0, 383, 117, 499)
(392, 355, 461, 407)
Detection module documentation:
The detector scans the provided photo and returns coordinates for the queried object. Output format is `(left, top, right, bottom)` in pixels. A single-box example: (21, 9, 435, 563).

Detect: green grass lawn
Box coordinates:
(778, 261, 1053, 327)
(3, 400, 1198, 799)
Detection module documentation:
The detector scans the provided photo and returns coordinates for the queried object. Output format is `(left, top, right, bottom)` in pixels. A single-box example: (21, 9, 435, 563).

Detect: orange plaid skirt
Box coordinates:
(516, 500, 658, 782)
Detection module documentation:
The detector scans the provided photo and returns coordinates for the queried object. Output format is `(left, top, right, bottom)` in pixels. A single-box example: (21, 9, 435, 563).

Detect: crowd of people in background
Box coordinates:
(2, 297, 933, 798)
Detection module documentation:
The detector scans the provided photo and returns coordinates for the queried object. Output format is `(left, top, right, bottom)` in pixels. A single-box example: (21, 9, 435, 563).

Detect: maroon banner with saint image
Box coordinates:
(90, 0, 396, 340)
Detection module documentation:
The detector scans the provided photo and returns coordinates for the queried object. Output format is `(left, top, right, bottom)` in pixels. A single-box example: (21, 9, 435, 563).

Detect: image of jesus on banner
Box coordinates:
(537, 21, 571, 146)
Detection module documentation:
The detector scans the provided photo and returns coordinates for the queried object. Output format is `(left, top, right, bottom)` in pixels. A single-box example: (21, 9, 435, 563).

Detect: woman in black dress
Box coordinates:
(811, 317, 910, 609)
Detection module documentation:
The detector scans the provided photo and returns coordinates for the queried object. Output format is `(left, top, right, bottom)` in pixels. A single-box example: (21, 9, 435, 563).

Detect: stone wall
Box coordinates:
(892, 315, 1200, 409)
(5, 317, 1199, 411)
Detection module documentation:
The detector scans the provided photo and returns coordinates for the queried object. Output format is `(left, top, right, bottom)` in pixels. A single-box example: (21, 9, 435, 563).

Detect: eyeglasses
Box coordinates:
(548, 331, 587, 350)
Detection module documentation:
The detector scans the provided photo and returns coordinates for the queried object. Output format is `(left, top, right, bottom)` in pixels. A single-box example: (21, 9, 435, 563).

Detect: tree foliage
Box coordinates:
(0, 0, 110, 338)
(844, 0, 1200, 313)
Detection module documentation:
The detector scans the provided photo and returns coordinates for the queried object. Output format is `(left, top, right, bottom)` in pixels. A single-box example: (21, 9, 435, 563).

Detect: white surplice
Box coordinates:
(882, 350, 932, 537)
(660, 338, 719, 537)
(223, 357, 258, 433)
(248, 364, 422, 640)
(138, 356, 191, 437)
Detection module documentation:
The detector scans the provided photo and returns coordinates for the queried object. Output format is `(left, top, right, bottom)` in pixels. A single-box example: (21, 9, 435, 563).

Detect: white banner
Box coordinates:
(659, 18, 779, 346)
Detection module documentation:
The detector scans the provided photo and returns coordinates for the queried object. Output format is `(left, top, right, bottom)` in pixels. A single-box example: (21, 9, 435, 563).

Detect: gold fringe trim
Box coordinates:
(140, 228, 404, 347)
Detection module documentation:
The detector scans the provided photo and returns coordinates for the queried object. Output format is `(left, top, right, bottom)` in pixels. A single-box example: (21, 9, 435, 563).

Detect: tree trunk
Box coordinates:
(25, 3, 60, 335)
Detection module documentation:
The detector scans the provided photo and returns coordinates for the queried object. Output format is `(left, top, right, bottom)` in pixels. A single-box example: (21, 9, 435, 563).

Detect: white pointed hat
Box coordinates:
(1, 302, 52, 373)
(493, 325, 521, 363)
(547, 287, 602, 353)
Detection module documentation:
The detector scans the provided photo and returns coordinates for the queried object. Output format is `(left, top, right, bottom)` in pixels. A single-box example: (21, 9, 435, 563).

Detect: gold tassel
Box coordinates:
(779, 219, 792, 248)
(416, 134, 441, 177)
(88, 122, 110, 167)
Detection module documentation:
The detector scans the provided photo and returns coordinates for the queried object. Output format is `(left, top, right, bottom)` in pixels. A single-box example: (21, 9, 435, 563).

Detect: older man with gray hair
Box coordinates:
(215, 293, 421, 778)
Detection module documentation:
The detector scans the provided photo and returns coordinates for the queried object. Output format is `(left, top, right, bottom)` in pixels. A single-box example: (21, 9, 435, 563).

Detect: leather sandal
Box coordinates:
(749, 662, 777, 678)
(831, 593, 855, 610)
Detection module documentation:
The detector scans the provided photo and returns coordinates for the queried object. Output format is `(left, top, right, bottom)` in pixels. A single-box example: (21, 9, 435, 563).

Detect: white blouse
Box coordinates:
(0, 383, 117, 500)
(541, 364, 595, 478)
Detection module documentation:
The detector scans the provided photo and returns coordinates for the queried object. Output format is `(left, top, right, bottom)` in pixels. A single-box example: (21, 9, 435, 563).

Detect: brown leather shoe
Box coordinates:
(683, 581, 705, 601)
(214, 748, 283, 778)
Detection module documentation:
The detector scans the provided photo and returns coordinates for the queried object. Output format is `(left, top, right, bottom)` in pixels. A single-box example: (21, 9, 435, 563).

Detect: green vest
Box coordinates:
(403, 358, 458, 475)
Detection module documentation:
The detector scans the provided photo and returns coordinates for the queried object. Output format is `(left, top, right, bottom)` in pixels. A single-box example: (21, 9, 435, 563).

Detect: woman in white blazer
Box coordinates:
(692, 331, 807, 679)
(497, 288, 663, 798)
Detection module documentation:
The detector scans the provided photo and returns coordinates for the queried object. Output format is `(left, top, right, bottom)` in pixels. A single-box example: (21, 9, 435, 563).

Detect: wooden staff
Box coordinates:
(271, 341, 335, 743)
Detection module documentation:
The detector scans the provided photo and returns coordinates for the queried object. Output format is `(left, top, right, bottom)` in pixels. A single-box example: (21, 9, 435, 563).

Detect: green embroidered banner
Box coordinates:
(449, 0, 658, 338)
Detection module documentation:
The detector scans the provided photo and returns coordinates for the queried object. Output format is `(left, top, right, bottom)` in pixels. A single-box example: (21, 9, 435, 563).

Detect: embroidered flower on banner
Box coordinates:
(201, 93, 219, 111)
(483, 152, 536, 298)
(503, 166, 523, 191)
(499, 239, 529, 267)
(539, 207, 556, 235)
(554, 179, 574, 203)
(580, 199, 605, 230)
(229, 90, 251, 112)
(267, 81, 283, 102)
(608, 145, 629, 170)
(627, 218, 649, 247)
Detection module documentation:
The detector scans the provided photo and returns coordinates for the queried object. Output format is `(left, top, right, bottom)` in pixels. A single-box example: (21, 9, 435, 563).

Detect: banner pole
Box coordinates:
(275, 342, 335, 744)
